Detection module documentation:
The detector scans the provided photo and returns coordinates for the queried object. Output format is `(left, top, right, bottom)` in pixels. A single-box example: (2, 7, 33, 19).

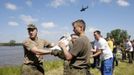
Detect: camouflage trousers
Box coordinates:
(21, 63, 44, 75)
(64, 65, 91, 75)
(63, 61, 70, 75)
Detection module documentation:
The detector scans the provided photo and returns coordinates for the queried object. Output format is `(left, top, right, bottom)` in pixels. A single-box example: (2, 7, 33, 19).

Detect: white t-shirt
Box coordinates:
(92, 40, 99, 52)
(96, 38, 113, 60)
(125, 41, 133, 52)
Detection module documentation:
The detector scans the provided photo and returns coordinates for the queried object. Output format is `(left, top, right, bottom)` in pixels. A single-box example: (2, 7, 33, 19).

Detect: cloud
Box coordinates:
(117, 0, 130, 7)
(41, 22, 56, 29)
(70, 0, 77, 3)
(85, 27, 100, 41)
(50, 0, 65, 8)
(39, 30, 65, 42)
(50, 0, 77, 8)
(26, 0, 32, 7)
(8, 21, 19, 26)
(87, 27, 99, 33)
(90, 0, 130, 7)
(40, 30, 62, 35)
(20, 15, 38, 24)
(100, 0, 112, 3)
(5, 2, 17, 10)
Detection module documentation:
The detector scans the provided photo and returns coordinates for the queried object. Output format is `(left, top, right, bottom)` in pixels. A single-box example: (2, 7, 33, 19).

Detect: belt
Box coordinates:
(70, 65, 89, 69)
(103, 57, 113, 61)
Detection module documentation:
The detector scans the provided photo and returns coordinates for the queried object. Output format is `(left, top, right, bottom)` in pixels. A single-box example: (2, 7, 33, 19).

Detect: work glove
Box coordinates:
(51, 49, 60, 56)
(51, 49, 66, 60)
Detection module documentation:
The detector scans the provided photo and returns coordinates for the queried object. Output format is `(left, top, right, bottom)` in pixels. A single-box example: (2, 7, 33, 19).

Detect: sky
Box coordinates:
(0, 0, 134, 43)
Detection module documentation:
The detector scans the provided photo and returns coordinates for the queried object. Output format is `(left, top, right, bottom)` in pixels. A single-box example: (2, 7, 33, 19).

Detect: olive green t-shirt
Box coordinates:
(23, 37, 51, 64)
(70, 35, 91, 68)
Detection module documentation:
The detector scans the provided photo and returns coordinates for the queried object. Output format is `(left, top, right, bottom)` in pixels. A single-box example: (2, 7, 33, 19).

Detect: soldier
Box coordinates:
(51, 34, 79, 75)
(64, 34, 79, 75)
(21, 24, 52, 75)
(59, 19, 92, 75)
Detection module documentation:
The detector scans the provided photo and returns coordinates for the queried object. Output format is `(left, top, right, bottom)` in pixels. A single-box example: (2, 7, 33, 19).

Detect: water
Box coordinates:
(0, 46, 60, 66)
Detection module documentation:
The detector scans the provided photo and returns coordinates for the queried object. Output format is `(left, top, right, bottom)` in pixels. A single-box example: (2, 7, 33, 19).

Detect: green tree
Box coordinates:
(107, 29, 129, 45)
(9, 40, 16, 46)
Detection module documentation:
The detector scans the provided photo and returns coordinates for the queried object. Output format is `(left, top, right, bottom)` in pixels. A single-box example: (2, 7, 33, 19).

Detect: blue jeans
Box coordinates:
(101, 58, 113, 75)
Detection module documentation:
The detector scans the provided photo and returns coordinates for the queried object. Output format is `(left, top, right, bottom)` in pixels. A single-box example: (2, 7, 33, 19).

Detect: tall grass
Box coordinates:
(114, 61, 134, 75)
(90, 61, 134, 75)
(0, 60, 134, 75)
(0, 60, 63, 75)
(0, 66, 20, 75)
(44, 60, 63, 72)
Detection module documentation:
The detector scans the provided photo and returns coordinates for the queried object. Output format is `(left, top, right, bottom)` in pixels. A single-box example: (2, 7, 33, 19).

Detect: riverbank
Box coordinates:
(0, 60, 134, 75)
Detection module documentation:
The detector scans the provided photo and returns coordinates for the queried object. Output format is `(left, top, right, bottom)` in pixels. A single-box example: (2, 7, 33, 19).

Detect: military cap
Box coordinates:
(27, 24, 37, 29)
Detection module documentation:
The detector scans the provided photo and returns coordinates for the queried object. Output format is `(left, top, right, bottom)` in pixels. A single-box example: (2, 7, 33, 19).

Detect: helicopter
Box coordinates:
(80, 5, 88, 12)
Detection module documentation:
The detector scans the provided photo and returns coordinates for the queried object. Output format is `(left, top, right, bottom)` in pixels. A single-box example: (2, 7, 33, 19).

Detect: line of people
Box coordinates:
(22, 19, 130, 75)
(91, 35, 134, 75)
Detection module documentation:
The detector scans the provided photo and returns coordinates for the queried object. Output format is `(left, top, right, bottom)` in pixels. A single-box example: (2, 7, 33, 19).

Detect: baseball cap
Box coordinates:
(27, 24, 37, 30)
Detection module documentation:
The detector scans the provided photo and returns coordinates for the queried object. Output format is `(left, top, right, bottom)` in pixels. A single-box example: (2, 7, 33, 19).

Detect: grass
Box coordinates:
(0, 60, 63, 75)
(90, 61, 134, 75)
(0, 60, 134, 75)
(0, 66, 20, 75)
(44, 60, 63, 72)
(113, 61, 134, 75)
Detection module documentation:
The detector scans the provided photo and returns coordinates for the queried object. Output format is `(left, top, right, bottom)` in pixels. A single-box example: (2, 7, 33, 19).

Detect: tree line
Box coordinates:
(0, 28, 131, 46)
(0, 40, 22, 46)
(107, 28, 131, 45)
